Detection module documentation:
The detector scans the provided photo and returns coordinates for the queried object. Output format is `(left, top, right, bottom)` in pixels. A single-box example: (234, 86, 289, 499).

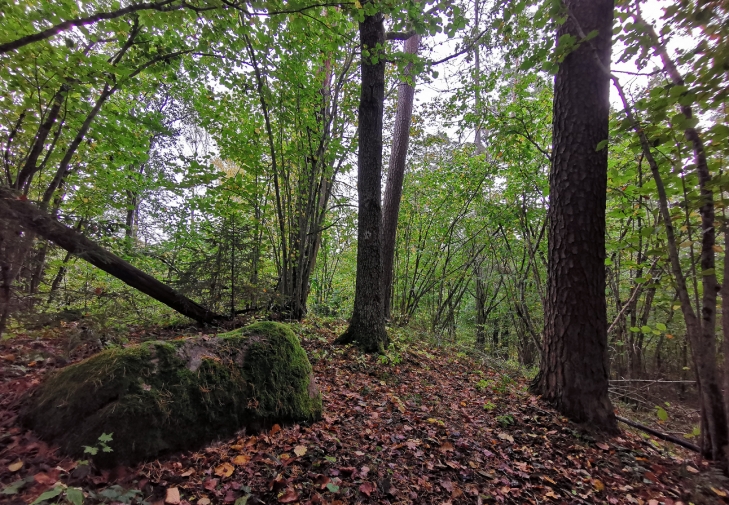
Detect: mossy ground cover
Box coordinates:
(19, 321, 321, 466)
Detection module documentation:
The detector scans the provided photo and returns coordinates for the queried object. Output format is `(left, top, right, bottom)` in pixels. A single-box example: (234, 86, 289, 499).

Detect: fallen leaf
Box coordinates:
(33, 473, 55, 485)
(203, 478, 219, 491)
(294, 445, 307, 457)
(686, 466, 699, 474)
(277, 488, 299, 503)
(215, 462, 234, 478)
(711, 487, 728, 497)
(440, 479, 454, 493)
(198, 498, 211, 505)
(498, 432, 514, 443)
(359, 482, 375, 497)
(313, 474, 330, 489)
(270, 424, 281, 436)
(8, 461, 23, 472)
(165, 487, 181, 505)
(232, 454, 251, 465)
(593, 479, 605, 492)
(439, 441, 454, 453)
(596, 442, 610, 450)
(181, 469, 195, 477)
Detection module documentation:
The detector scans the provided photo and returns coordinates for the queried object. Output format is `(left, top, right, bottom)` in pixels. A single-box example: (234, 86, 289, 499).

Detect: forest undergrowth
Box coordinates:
(1, 318, 728, 505)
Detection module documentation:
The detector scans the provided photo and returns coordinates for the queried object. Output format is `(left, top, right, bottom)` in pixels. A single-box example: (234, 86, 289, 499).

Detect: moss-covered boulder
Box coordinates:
(20, 322, 321, 466)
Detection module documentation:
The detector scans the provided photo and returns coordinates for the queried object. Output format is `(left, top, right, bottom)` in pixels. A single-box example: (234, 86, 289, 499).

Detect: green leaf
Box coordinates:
(1, 480, 26, 495)
(66, 487, 84, 505)
(655, 406, 669, 422)
(326, 483, 340, 493)
(629, 326, 641, 333)
(640, 325, 652, 333)
(98, 433, 113, 443)
(655, 323, 667, 331)
(30, 486, 63, 505)
(234, 496, 249, 505)
(595, 139, 608, 151)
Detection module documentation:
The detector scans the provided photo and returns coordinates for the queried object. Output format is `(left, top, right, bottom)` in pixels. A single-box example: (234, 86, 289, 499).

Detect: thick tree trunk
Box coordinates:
(335, 3, 388, 352)
(531, 0, 618, 433)
(0, 187, 221, 324)
(382, 33, 420, 320)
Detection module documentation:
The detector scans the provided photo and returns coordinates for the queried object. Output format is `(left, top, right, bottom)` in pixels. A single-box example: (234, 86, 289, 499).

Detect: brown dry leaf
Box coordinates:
(203, 478, 219, 491)
(8, 460, 23, 472)
(359, 482, 375, 497)
(180, 468, 195, 477)
(232, 454, 251, 465)
(440, 479, 454, 493)
(686, 466, 700, 474)
(439, 441, 454, 453)
(596, 442, 610, 450)
(293, 445, 307, 457)
(165, 487, 181, 505)
(197, 498, 211, 505)
(214, 462, 234, 478)
(313, 474, 330, 489)
(270, 424, 281, 436)
(593, 479, 605, 492)
(34, 472, 55, 485)
(498, 432, 514, 443)
(277, 488, 299, 503)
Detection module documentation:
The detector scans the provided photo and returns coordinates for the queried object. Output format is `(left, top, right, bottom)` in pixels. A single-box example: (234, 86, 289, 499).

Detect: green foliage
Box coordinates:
(83, 432, 114, 456)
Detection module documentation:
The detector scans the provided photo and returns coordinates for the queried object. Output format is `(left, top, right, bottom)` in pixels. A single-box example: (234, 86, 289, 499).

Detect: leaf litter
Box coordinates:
(1, 319, 728, 504)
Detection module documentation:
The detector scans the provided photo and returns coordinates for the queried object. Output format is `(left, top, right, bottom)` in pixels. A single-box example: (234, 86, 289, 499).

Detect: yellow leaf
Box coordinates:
(232, 454, 250, 465)
(714, 245, 724, 253)
(711, 487, 727, 497)
(8, 460, 23, 472)
(214, 462, 234, 477)
(294, 445, 307, 457)
(593, 479, 605, 492)
(354, 0, 362, 8)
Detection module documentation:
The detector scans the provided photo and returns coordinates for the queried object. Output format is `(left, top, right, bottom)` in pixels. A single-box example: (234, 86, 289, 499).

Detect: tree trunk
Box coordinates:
(0, 187, 221, 324)
(531, 0, 618, 433)
(382, 33, 420, 320)
(335, 3, 388, 352)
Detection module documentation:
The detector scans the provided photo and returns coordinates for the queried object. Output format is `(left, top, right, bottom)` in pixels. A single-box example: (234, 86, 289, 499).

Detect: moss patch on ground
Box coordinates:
(20, 321, 322, 467)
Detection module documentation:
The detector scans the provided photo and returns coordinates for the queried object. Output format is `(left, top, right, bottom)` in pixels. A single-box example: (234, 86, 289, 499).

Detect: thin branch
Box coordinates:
(0, 0, 180, 55)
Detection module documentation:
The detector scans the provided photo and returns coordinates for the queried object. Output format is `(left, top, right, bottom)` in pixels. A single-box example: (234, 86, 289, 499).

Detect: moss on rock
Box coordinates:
(20, 321, 321, 466)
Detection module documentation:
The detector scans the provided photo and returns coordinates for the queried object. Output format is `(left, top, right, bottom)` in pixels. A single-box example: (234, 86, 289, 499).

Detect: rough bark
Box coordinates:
(531, 0, 618, 433)
(0, 187, 220, 323)
(335, 3, 389, 352)
(382, 33, 420, 320)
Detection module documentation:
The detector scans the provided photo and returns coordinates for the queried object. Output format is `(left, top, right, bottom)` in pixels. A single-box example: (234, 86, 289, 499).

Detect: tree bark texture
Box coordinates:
(0, 187, 220, 324)
(532, 0, 618, 433)
(382, 33, 420, 320)
(335, 5, 389, 352)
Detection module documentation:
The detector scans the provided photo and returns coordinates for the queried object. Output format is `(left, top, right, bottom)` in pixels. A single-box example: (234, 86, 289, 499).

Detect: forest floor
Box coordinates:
(1, 318, 729, 505)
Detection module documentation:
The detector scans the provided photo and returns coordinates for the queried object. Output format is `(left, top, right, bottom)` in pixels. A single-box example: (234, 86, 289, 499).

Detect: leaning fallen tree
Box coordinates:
(21, 321, 322, 466)
(0, 186, 221, 323)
